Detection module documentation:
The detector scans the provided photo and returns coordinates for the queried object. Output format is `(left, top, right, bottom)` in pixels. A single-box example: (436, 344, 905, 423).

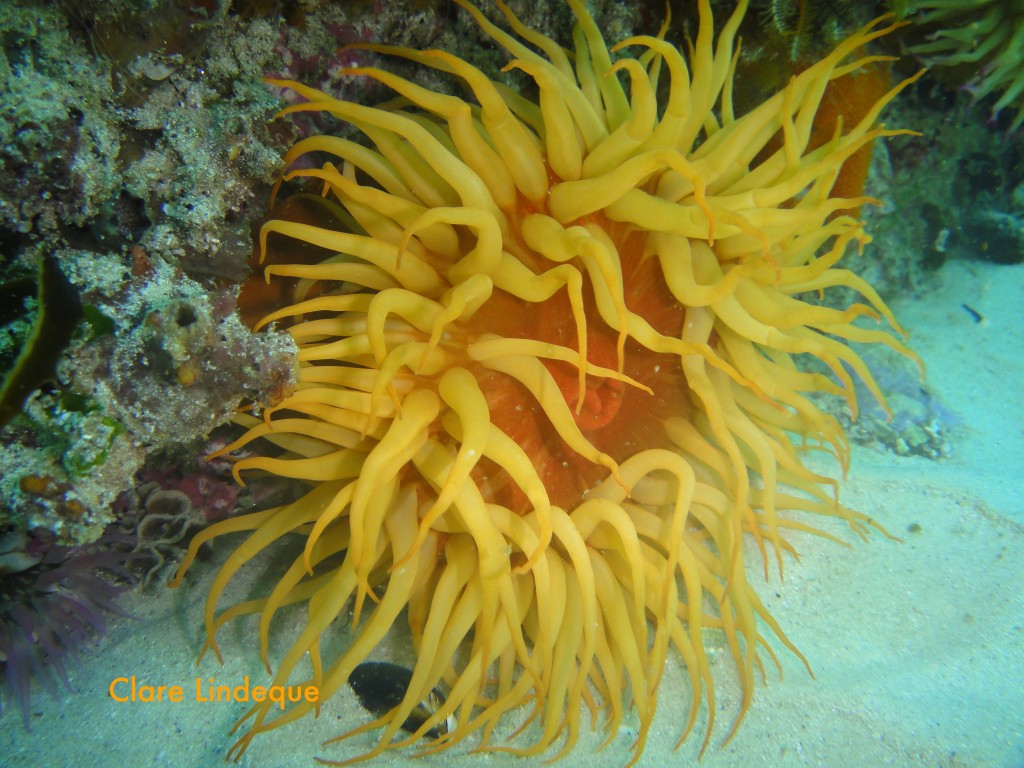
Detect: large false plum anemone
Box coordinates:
(172, 0, 922, 763)
(0, 531, 132, 728)
(909, 0, 1024, 134)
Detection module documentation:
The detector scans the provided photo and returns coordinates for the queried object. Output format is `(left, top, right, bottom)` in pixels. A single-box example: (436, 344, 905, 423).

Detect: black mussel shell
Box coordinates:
(349, 661, 453, 739)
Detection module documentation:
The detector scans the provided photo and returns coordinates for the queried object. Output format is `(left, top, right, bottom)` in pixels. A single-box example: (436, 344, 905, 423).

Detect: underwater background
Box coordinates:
(1, 0, 1022, 766)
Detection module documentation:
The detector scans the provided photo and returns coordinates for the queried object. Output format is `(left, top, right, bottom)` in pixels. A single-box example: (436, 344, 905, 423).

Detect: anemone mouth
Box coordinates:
(455, 221, 692, 511)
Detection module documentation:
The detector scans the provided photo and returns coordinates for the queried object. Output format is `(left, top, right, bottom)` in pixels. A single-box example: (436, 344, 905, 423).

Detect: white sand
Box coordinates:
(3, 259, 1022, 768)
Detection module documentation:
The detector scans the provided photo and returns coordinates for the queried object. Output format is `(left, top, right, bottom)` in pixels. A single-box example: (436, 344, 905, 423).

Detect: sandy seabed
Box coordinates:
(2, 259, 1022, 768)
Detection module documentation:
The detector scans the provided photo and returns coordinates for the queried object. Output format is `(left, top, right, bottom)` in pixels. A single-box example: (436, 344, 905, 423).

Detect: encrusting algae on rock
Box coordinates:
(172, 0, 924, 764)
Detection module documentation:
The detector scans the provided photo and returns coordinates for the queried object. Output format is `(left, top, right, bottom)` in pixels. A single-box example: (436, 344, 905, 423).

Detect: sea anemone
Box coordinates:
(172, 0, 921, 763)
(0, 530, 132, 728)
(908, 0, 1024, 134)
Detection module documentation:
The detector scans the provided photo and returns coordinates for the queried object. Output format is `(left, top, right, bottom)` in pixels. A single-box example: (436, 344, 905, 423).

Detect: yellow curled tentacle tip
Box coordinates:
(387, 381, 403, 417)
(388, 548, 415, 573)
(339, 41, 407, 57)
(610, 36, 643, 53)
(262, 77, 311, 92)
(608, 460, 629, 497)
(227, 736, 252, 762)
(233, 706, 262, 736)
(389, 525, 429, 571)
(913, 354, 926, 381)
(205, 444, 231, 461)
(202, 638, 225, 665)
(606, 59, 629, 76)
(850, 305, 880, 324)
(872, 13, 905, 30)
(262, 76, 295, 88)
(510, 557, 534, 576)
(614, 333, 627, 377)
(694, 719, 714, 758)
(268, 179, 284, 209)
(513, 538, 548, 575)
(312, 757, 344, 767)
(890, 128, 925, 140)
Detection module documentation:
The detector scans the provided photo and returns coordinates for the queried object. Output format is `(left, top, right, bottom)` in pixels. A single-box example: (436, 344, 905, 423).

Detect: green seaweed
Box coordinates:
(0, 255, 83, 430)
